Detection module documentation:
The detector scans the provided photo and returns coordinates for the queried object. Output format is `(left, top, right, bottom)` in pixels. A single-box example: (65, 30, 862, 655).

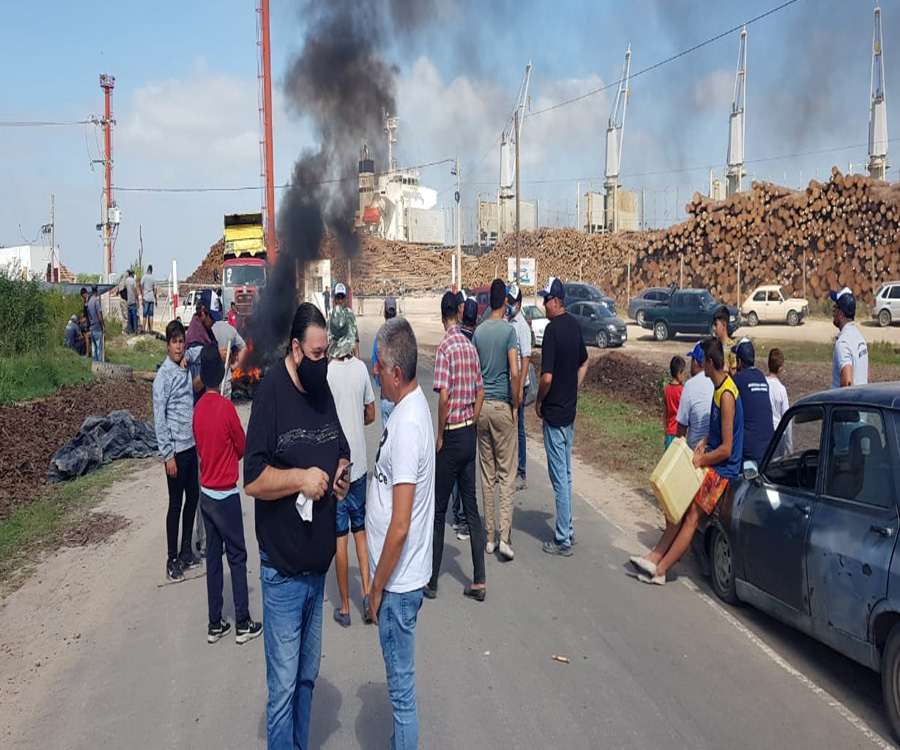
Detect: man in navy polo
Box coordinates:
(731, 338, 774, 462)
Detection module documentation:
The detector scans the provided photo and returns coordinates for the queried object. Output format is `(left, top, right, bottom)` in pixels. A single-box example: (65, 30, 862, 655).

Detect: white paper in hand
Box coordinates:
(295, 492, 313, 522)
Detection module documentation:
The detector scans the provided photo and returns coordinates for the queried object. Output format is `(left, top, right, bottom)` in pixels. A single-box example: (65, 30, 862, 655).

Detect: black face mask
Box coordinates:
(296, 348, 329, 393)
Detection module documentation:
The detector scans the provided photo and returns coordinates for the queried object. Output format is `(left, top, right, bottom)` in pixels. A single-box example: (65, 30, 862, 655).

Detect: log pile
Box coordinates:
(186, 169, 900, 307)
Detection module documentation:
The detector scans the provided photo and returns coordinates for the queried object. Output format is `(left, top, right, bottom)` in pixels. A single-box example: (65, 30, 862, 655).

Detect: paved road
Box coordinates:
(3, 318, 898, 749)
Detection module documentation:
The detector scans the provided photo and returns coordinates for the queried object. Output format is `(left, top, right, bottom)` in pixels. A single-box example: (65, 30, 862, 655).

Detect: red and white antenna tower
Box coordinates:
(97, 73, 119, 280)
(257, 0, 276, 264)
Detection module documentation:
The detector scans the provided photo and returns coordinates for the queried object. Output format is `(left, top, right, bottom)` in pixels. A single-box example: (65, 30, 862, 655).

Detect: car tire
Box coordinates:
(879, 309, 892, 328)
(596, 330, 609, 349)
(636, 310, 645, 327)
(531, 330, 536, 348)
(653, 321, 669, 341)
(710, 527, 738, 604)
(882, 623, 900, 742)
(787, 309, 800, 327)
(747, 311, 759, 327)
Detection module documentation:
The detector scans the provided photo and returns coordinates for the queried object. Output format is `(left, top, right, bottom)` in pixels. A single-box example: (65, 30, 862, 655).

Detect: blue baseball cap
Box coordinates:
(538, 277, 565, 301)
(687, 342, 704, 364)
(830, 287, 856, 319)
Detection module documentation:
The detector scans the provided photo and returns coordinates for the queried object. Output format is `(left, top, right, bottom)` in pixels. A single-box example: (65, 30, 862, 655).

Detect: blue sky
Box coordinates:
(1, 0, 895, 279)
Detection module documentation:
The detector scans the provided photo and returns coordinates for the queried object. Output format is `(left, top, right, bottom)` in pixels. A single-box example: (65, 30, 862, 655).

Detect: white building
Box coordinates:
(0, 244, 62, 280)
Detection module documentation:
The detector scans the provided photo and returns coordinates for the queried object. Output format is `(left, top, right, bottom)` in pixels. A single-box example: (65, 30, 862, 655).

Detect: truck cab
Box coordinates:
(222, 213, 267, 332)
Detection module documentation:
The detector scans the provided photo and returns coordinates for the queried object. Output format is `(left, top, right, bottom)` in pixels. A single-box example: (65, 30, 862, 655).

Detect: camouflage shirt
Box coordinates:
(328, 305, 359, 359)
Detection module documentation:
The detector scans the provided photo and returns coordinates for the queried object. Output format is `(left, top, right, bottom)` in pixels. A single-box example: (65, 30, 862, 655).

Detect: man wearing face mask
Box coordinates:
(244, 302, 351, 750)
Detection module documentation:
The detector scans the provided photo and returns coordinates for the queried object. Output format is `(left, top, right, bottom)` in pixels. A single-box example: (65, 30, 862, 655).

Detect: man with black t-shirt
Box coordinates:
(535, 278, 588, 556)
(243, 302, 351, 750)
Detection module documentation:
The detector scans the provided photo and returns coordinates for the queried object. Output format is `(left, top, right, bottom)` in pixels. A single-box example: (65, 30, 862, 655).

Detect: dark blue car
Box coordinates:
(693, 384, 900, 741)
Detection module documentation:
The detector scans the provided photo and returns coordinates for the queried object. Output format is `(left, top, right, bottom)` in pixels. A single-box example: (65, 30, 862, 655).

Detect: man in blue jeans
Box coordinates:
(535, 277, 588, 556)
(366, 317, 435, 750)
(244, 303, 351, 749)
(507, 284, 532, 490)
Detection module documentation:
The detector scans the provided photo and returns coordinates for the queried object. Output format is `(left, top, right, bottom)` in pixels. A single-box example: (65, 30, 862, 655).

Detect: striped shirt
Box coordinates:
(152, 349, 200, 461)
(433, 324, 483, 424)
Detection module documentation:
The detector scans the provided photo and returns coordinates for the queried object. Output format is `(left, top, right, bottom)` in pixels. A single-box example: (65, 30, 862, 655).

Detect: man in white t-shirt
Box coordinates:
(328, 337, 375, 628)
(507, 284, 532, 490)
(210, 319, 247, 400)
(141, 264, 157, 333)
(675, 342, 714, 450)
(366, 317, 434, 750)
(830, 287, 869, 388)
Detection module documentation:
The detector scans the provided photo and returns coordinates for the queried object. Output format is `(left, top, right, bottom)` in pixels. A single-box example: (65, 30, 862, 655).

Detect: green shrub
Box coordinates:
(0, 276, 82, 356)
(0, 348, 92, 404)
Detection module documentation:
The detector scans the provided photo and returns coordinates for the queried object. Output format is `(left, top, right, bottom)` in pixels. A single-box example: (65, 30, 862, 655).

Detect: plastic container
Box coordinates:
(650, 437, 705, 523)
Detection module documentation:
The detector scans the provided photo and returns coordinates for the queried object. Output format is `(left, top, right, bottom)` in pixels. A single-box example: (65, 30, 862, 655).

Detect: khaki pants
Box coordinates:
(477, 400, 517, 544)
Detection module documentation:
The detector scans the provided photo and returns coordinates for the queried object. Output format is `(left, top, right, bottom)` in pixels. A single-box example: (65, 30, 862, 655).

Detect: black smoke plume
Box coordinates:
(250, 1, 434, 360)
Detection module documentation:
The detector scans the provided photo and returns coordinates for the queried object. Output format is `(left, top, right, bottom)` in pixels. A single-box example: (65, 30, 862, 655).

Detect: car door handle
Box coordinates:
(793, 503, 811, 516)
(871, 525, 894, 538)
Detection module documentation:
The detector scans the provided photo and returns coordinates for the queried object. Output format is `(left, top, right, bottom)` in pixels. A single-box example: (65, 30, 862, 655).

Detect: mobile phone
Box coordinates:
(339, 462, 353, 482)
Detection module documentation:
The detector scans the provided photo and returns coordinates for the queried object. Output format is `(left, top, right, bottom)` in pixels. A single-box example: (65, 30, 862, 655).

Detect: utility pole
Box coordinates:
(515, 109, 521, 283)
(258, 0, 277, 264)
(49, 194, 55, 281)
(452, 156, 461, 291)
(96, 74, 119, 304)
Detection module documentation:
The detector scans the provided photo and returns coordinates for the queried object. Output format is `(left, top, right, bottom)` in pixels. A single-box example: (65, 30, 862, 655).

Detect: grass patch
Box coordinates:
(753, 338, 899, 367)
(577, 391, 662, 484)
(105, 334, 168, 372)
(0, 347, 93, 404)
(0, 459, 139, 595)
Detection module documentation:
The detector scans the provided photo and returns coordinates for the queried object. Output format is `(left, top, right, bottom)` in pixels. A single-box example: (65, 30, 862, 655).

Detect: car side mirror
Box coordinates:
(743, 460, 759, 481)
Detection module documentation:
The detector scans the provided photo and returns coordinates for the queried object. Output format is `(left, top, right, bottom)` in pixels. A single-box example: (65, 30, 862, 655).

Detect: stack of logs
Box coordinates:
(186, 168, 900, 307)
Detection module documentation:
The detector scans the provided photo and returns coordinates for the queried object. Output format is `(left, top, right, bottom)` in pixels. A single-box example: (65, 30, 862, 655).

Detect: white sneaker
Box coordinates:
(515, 476, 527, 491)
(629, 555, 657, 577)
(498, 540, 514, 560)
(486, 541, 496, 555)
(637, 572, 666, 586)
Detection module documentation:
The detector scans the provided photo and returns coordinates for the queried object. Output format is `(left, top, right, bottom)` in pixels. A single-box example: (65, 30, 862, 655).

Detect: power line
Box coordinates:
(0, 119, 93, 127)
(526, 0, 804, 119)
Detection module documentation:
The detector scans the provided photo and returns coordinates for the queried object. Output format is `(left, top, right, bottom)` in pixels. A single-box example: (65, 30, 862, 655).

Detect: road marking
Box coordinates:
(577, 492, 625, 534)
(681, 577, 895, 750)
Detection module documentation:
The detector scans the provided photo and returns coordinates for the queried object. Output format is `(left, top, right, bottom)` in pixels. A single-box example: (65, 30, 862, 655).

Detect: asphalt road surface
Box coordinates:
(2, 318, 898, 749)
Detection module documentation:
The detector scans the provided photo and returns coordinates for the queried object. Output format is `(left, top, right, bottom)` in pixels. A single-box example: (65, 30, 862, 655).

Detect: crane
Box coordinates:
(499, 61, 532, 202)
(726, 27, 747, 198)
(868, 4, 889, 181)
(604, 45, 631, 232)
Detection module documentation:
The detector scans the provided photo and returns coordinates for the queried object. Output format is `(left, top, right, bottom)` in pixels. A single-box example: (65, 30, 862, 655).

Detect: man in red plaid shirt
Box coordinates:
(425, 292, 487, 601)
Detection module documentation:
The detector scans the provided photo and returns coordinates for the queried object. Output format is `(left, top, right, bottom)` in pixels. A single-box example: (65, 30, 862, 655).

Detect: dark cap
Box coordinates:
(507, 283, 522, 303)
(441, 291, 458, 318)
(384, 296, 397, 315)
(80, 286, 88, 296)
(731, 337, 755, 366)
(456, 291, 465, 308)
(199, 342, 225, 389)
(538, 277, 565, 301)
(462, 298, 478, 326)
(830, 287, 856, 319)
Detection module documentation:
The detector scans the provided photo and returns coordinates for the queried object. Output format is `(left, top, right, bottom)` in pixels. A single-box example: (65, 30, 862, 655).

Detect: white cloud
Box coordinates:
(693, 68, 734, 111)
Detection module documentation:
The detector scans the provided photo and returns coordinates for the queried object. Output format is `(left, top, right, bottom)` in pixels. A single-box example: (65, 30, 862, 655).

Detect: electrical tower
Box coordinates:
(96, 74, 120, 282)
(868, 4, 889, 181)
(604, 45, 631, 232)
(498, 61, 531, 242)
(726, 28, 747, 198)
(257, 0, 276, 263)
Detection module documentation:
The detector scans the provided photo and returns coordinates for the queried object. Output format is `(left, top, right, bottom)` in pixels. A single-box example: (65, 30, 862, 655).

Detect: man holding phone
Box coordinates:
(327, 330, 376, 627)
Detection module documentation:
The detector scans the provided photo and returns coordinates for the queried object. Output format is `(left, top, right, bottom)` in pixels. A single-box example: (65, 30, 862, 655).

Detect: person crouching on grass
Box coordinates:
(630, 337, 744, 585)
(193, 343, 262, 644)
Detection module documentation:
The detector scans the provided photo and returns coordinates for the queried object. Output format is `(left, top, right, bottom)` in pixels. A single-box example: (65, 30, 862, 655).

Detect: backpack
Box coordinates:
(119, 287, 127, 300)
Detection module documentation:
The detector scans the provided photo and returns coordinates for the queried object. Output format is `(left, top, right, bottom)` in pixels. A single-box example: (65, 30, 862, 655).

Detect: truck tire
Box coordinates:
(747, 311, 759, 327)
(653, 321, 669, 341)
(787, 309, 800, 327)
(91, 361, 134, 381)
(880, 309, 892, 328)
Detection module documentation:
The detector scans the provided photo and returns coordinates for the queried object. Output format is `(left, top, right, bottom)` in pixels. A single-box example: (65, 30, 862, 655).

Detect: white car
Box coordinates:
(741, 284, 809, 326)
(522, 304, 549, 347)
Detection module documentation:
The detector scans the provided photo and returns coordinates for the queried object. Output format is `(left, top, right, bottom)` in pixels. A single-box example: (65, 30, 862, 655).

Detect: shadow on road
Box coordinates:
(355, 680, 392, 750)
(512, 507, 555, 545)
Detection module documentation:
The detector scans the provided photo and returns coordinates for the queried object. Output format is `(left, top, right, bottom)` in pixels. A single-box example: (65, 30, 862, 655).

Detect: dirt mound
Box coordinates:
(582, 351, 664, 407)
(0, 381, 153, 521)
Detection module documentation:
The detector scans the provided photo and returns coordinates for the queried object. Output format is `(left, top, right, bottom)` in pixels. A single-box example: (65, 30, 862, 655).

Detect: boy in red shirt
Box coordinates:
(664, 356, 685, 450)
(193, 343, 262, 644)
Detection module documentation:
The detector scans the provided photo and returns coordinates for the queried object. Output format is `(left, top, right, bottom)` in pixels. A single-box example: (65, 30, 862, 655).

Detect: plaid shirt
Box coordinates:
(433, 324, 483, 424)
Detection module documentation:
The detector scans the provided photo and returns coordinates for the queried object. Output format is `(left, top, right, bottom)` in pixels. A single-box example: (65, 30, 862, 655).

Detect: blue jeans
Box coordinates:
(199, 491, 249, 624)
(127, 303, 139, 334)
(378, 588, 424, 750)
(517, 385, 529, 478)
(381, 397, 394, 427)
(90, 330, 103, 362)
(260, 554, 325, 750)
(543, 421, 575, 547)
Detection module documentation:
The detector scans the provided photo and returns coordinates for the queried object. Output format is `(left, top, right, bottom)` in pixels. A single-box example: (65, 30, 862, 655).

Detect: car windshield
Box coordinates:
(582, 284, 605, 299)
(698, 291, 716, 308)
(587, 303, 613, 318)
(224, 265, 266, 287)
(777, 286, 788, 299)
(525, 305, 545, 320)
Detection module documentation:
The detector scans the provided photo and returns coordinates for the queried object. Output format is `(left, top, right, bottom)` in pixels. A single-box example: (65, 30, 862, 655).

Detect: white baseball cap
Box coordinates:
(334, 282, 347, 297)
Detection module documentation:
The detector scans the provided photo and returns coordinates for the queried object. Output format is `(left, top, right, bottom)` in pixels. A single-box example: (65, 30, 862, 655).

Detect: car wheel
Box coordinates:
(880, 309, 892, 328)
(710, 527, 738, 604)
(787, 309, 800, 327)
(653, 321, 669, 341)
(636, 310, 645, 327)
(882, 623, 900, 742)
(747, 311, 759, 327)
(531, 330, 536, 347)
(596, 330, 609, 349)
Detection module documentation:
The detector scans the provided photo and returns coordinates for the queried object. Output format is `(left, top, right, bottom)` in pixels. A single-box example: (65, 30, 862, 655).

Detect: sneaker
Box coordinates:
(179, 551, 202, 570)
(571, 532, 578, 546)
(333, 608, 351, 628)
(457, 528, 470, 541)
(485, 541, 496, 555)
(235, 619, 263, 644)
(629, 555, 657, 577)
(207, 620, 231, 643)
(542, 540, 574, 557)
(637, 572, 666, 586)
(166, 558, 184, 581)
(498, 540, 515, 561)
(515, 476, 527, 491)
(451, 521, 460, 531)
